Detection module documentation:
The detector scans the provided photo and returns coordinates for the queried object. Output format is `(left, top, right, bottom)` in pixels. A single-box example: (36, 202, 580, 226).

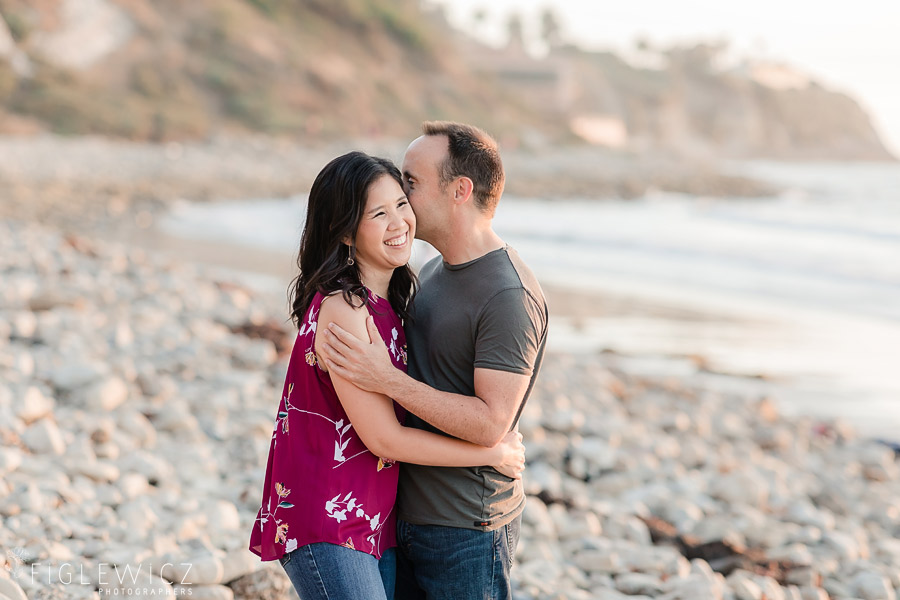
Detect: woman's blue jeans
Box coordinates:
(279, 542, 396, 600)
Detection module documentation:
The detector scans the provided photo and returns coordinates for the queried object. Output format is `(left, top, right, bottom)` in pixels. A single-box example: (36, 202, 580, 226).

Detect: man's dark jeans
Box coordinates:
(395, 515, 522, 599)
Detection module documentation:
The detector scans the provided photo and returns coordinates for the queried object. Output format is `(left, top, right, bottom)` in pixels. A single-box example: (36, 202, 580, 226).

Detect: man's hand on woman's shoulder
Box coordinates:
(320, 317, 395, 395)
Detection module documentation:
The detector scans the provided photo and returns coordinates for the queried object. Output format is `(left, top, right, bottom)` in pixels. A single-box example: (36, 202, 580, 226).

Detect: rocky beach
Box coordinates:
(3, 0, 899, 596)
(1, 136, 899, 600)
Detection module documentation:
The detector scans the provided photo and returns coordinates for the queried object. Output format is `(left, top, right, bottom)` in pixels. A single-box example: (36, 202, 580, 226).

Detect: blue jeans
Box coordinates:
(279, 543, 396, 600)
(395, 515, 521, 600)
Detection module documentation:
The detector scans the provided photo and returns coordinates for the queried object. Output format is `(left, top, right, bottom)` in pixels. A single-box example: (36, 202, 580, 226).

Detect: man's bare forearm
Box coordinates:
(383, 368, 504, 447)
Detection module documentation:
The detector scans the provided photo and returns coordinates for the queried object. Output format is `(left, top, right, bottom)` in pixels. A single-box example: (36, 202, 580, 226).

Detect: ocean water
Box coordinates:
(158, 160, 900, 438)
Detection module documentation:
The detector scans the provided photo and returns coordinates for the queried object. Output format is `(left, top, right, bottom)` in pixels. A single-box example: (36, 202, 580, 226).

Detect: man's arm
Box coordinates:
(320, 317, 530, 447)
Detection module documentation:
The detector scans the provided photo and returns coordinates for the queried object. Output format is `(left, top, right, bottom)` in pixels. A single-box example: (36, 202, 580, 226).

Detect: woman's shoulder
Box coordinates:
(319, 292, 369, 331)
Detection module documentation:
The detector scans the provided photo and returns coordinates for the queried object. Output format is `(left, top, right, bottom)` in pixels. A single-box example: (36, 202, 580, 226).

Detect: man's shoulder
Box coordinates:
(489, 247, 546, 307)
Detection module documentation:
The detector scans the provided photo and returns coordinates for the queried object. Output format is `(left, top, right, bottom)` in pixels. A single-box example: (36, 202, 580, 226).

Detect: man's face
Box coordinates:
(401, 135, 449, 241)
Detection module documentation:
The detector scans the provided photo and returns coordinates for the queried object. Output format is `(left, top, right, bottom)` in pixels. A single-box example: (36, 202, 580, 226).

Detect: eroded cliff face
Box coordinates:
(0, 1, 893, 160)
(469, 41, 894, 161)
(0, 0, 542, 141)
(554, 45, 894, 160)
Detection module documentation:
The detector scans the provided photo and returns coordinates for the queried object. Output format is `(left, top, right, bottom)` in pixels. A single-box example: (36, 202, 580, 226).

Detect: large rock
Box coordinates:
(615, 572, 664, 596)
(797, 587, 829, 600)
(16, 386, 55, 423)
(821, 530, 860, 562)
(728, 573, 764, 600)
(602, 513, 652, 545)
(0, 447, 23, 475)
(116, 499, 160, 536)
(161, 555, 225, 586)
(116, 410, 158, 448)
(660, 574, 724, 600)
(220, 550, 260, 585)
(521, 495, 557, 539)
(709, 469, 769, 508)
(0, 578, 29, 600)
(524, 461, 563, 497)
(50, 362, 108, 392)
(75, 376, 128, 411)
(767, 543, 814, 566)
(21, 419, 66, 455)
(226, 565, 293, 600)
(784, 501, 835, 531)
(73, 460, 120, 483)
(557, 510, 602, 541)
(232, 339, 277, 370)
(849, 572, 897, 600)
(573, 549, 623, 575)
(9, 311, 37, 339)
(206, 500, 241, 532)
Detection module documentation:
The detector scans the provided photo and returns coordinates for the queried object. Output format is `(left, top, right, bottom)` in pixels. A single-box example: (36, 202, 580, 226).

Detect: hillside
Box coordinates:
(462, 38, 894, 161)
(0, 0, 545, 141)
(0, 1, 894, 160)
(556, 43, 894, 161)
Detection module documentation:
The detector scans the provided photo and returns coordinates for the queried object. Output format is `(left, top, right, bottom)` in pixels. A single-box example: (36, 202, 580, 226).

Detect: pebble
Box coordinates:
(0, 579, 29, 600)
(730, 576, 764, 600)
(798, 586, 829, 600)
(75, 376, 129, 412)
(0, 447, 23, 474)
(767, 543, 814, 566)
(16, 386, 55, 423)
(849, 572, 897, 600)
(21, 419, 66, 455)
(206, 500, 241, 531)
(572, 549, 623, 575)
(615, 572, 664, 596)
(49, 362, 108, 393)
(161, 555, 225, 585)
(661, 574, 724, 600)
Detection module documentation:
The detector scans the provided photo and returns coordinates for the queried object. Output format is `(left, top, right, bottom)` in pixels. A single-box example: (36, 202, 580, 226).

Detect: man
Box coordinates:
(321, 121, 548, 599)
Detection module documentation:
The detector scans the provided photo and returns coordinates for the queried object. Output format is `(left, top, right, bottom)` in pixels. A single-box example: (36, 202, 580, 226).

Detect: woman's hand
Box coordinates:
(491, 430, 526, 479)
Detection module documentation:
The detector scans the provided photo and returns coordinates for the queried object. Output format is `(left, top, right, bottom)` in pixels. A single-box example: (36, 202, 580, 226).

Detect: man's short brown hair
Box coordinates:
(422, 121, 505, 215)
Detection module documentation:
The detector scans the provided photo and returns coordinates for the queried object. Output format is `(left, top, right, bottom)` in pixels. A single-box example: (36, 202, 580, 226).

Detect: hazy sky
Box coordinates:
(430, 0, 900, 157)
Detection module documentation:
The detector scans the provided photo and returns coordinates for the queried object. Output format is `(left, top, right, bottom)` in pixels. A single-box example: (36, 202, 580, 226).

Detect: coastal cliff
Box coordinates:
(0, 0, 893, 160)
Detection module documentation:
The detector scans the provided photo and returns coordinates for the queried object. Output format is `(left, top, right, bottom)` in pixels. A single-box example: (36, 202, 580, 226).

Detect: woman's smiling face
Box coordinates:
(351, 174, 416, 275)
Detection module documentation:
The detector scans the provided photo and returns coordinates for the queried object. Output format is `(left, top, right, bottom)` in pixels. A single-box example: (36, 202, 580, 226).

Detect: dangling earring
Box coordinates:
(347, 245, 356, 266)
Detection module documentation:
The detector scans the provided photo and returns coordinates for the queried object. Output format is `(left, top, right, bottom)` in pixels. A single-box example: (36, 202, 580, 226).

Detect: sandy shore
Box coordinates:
(0, 134, 777, 232)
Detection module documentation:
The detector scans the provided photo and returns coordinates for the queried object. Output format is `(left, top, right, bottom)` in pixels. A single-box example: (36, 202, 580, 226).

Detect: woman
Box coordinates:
(248, 152, 525, 600)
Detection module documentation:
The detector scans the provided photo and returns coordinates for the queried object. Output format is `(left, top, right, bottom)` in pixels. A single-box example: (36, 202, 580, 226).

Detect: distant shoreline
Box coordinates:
(0, 133, 781, 231)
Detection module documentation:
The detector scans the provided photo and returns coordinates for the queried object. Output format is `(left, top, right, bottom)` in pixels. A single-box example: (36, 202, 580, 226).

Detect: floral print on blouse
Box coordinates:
(249, 289, 407, 561)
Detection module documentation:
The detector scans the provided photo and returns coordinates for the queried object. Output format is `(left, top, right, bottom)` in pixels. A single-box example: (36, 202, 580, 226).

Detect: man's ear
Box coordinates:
(452, 176, 474, 206)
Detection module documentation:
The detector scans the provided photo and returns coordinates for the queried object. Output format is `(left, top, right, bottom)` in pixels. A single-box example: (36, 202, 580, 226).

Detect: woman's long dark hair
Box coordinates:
(288, 151, 417, 327)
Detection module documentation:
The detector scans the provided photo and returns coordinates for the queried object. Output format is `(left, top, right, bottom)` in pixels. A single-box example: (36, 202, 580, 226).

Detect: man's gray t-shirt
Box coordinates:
(397, 245, 548, 531)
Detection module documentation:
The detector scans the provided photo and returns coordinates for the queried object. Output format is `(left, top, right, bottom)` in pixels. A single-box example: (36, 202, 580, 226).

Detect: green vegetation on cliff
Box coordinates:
(0, 1, 893, 159)
(0, 0, 537, 141)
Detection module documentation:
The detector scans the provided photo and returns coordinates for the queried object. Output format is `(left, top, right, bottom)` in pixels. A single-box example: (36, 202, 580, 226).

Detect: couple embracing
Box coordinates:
(249, 121, 548, 599)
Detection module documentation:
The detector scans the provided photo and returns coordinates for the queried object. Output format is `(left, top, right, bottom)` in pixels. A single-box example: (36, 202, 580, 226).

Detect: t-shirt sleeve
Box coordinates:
(474, 287, 546, 375)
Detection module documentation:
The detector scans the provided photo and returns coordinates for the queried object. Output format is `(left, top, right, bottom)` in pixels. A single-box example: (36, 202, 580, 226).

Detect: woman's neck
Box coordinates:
(357, 264, 391, 299)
